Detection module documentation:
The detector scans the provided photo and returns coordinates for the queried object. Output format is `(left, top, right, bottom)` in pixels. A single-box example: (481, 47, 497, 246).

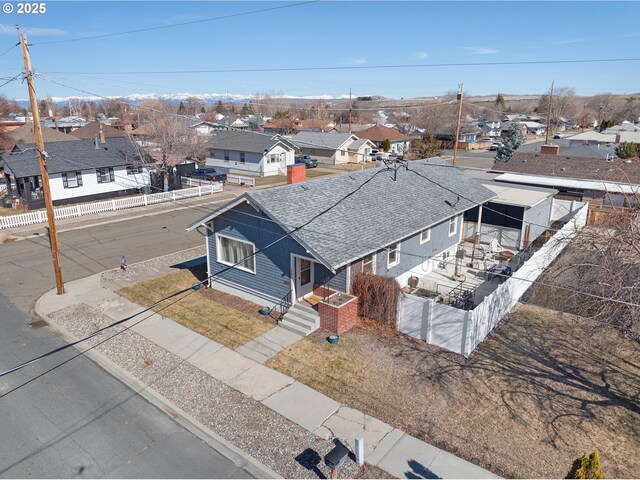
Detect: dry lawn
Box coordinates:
(267, 304, 640, 478)
(118, 269, 274, 349)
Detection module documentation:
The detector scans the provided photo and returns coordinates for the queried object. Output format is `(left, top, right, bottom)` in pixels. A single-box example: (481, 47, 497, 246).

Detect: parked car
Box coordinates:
(295, 155, 318, 168)
(478, 138, 494, 143)
(489, 142, 504, 151)
(553, 133, 565, 139)
(190, 168, 227, 183)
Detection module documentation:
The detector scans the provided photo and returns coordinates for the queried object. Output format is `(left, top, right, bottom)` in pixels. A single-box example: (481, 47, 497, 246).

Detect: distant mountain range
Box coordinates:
(15, 92, 352, 108)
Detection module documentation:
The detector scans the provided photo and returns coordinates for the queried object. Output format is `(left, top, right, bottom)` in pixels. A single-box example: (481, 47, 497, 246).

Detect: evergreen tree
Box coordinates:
(241, 103, 250, 116)
(495, 120, 525, 162)
(177, 101, 186, 115)
(215, 100, 225, 114)
(566, 451, 604, 479)
(381, 139, 392, 152)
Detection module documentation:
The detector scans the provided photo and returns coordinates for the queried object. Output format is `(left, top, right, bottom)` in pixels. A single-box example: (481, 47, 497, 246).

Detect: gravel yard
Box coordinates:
(267, 304, 640, 478)
(48, 303, 361, 479)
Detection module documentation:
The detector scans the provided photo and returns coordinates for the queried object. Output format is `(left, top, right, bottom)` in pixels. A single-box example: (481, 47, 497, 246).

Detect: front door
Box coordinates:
(295, 257, 314, 301)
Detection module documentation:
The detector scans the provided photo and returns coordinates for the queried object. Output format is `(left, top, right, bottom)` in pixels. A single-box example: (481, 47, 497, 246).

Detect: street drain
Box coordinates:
(29, 319, 48, 329)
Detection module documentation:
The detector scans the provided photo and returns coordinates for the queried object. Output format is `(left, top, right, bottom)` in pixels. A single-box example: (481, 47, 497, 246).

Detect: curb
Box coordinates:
(35, 290, 281, 480)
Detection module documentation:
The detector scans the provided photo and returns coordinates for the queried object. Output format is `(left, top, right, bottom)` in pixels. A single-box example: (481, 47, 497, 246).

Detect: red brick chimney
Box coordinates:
(615, 134, 621, 144)
(540, 144, 560, 155)
(287, 164, 306, 184)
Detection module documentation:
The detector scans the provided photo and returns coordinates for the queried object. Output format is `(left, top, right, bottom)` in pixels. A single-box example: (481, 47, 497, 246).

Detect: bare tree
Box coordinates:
(587, 92, 617, 123)
(537, 86, 579, 129)
(0, 94, 20, 117)
(129, 103, 209, 192)
(528, 203, 640, 342)
(577, 107, 598, 129)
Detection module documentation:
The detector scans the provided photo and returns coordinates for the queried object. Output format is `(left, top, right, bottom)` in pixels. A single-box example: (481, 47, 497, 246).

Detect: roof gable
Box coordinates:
(356, 125, 412, 142)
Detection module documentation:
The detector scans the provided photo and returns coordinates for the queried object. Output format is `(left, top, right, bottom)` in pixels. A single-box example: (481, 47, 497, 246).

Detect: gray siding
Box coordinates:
(522, 196, 553, 247)
(206, 202, 344, 302)
(373, 215, 461, 276)
(314, 263, 347, 292)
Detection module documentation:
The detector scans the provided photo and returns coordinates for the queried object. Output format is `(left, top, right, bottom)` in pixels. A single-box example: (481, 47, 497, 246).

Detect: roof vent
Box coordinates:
(624, 159, 632, 164)
(560, 167, 566, 171)
(300, 184, 310, 191)
(523, 159, 527, 163)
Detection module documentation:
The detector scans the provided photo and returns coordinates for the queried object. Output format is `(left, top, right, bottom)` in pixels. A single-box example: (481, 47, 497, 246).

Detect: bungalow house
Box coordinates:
(1, 137, 150, 208)
(186, 158, 495, 333)
(290, 132, 374, 164)
(356, 125, 412, 154)
(491, 152, 640, 211)
(205, 130, 298, 177)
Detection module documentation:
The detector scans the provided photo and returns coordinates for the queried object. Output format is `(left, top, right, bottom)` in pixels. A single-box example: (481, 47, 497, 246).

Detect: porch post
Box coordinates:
(476, 205, 483, 244)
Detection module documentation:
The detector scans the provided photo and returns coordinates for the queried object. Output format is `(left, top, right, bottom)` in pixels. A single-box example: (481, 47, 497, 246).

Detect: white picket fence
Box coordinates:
(226, 175, 256, 187)
(398, 203, 589, 356)
(0, 183, 223, 230)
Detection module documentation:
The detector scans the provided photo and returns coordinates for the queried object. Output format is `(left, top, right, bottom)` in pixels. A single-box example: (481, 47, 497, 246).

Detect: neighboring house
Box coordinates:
(334, 123, 375, 134)
(189, 121, 229, 135)
(70, 121, 128, 140)
(502, 121, 545, 137)
(464, 181, 557, 250)
(1, 137, 150, 208)
(205, 130, 298, 177)
(186, 158, 495, 307)
(356, 125, 412, 154)
(516, 139, 617, 160)
(43, 116, 89, 133)
(603, 121, 640, 134)
(476, 120, 502, 137)
(7, 122, 79, 149)
(491, 152, 640, 209)
(230, 118, 250, 130)
(436, 127, 481, 145)
(348, 138, 377, 161)
(568, 130, 640, 146)
(290, 132, 369, 164)
(262, 118, 336, 134)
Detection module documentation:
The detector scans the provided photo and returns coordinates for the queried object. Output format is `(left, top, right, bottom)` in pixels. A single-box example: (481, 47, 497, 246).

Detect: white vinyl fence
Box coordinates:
(0, 183, 223, 230)
(550, 198, 586, 222)
(226, 175, 256, 187)
(398, 203, 589, 356)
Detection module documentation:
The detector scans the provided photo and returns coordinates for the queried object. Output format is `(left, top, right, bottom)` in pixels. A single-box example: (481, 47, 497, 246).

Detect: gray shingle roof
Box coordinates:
(210, 130, 296, 153)
(2, 137, 142, 178)
(190, 158, 496, 269)
(291, 132, 355, 151)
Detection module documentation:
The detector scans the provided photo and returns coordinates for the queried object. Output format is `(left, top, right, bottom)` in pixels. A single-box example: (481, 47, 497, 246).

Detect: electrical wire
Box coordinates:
(40, 57, 640, 76)
(0, 43, 16, 59)
(34, 1, 319, 46)
(0, 168, 387, 379)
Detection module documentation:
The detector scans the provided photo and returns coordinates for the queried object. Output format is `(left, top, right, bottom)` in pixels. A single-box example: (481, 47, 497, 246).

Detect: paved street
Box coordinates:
(0, 205, 254, 478)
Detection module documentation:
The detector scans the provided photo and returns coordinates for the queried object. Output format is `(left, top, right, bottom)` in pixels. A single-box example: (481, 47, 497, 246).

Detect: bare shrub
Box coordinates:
(351, 273, 402, 326)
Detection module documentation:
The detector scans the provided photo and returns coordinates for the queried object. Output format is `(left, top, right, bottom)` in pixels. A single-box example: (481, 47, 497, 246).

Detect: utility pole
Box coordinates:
(348, 87, 352, 133)
(452, 83, 464, 166)
(544, 80, 554, 145)
(19, 31, 65, 295)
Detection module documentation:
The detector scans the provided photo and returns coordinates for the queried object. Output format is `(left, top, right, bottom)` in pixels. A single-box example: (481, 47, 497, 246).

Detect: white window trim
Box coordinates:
(448, 216, 458, 237)
(387, 243, 400, 268)
(420, 228, 431, 244)
(215, 233, 256, 274)
(363, 253, 376, 274)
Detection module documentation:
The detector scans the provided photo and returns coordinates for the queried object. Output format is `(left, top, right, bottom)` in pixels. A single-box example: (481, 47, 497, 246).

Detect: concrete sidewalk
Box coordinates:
(35, 259, 499, 479)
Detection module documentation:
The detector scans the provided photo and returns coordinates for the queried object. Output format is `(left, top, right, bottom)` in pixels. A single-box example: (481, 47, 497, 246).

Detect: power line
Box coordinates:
(34, 1, 318, 46)
(0, 44, 17, 59)
(0, 168, 386, 379)
(39, 57, 640, 76)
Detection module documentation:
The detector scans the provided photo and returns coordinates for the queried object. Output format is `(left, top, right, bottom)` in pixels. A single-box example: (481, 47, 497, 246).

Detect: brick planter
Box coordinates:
(318, 292, 359, 334)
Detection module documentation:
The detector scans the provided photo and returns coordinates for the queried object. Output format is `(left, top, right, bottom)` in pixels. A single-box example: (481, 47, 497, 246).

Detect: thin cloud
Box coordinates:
(416, 51, 429, 59)
(0, 24, 67, 36)
(552, 38, 587, 45)
(348, 58, 366, 65)
(463, 47, 498, 55)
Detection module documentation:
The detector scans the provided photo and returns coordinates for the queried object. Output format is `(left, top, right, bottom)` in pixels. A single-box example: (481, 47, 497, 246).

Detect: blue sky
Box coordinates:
(1, 1, 639, 100)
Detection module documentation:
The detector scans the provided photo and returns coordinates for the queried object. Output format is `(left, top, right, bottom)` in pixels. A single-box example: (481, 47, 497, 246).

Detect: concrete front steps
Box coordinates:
(279, 303, 320, 337)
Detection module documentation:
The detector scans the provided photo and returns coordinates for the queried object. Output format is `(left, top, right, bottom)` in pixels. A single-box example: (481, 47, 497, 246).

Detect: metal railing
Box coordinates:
(270, 289, 292, 321)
